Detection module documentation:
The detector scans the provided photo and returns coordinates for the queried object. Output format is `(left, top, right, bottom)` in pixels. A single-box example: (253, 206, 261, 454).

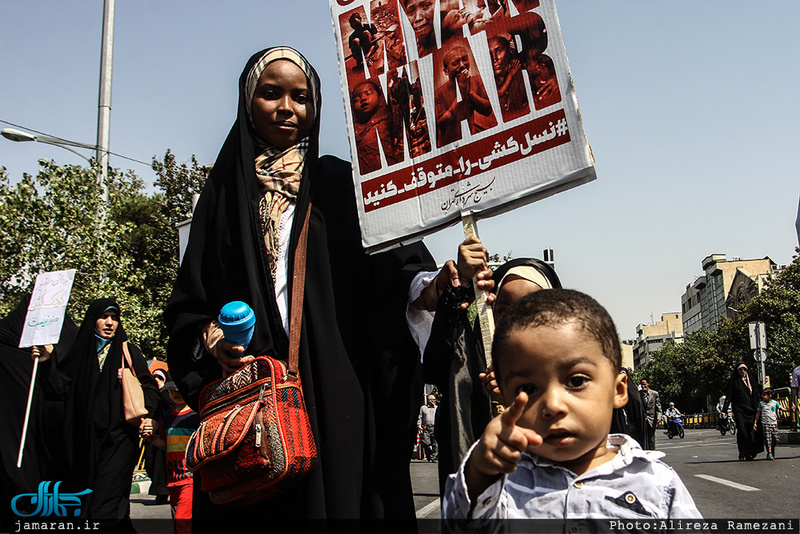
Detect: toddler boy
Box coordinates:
(754, 387, 780, 460)
(443, 289, 702, 522)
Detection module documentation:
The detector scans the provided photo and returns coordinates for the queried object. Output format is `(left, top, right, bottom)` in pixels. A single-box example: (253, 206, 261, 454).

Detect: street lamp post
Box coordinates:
(2, 0, 115, 202)
(1, 127, 97, 165)
(96, 0, 115, 204)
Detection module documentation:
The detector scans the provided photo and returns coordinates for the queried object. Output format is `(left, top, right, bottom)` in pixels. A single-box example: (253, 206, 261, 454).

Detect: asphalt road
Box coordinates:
(409, 428, 800, 525)
(131, 429, 799, 531)
(655, 427, 799, 519)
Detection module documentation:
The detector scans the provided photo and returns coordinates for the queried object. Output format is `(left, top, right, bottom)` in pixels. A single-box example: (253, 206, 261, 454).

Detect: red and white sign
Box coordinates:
(330, 0, 595, 251)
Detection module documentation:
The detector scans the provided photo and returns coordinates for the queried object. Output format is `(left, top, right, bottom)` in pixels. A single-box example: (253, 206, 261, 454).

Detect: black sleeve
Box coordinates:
(422, 284, 472, 387)
(38, 356, 70, 401)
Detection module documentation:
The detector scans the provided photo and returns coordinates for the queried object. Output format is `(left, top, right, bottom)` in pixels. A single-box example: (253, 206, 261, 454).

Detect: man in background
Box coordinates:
(417, 394, 438, 462)
(640, 378, 662, 450)
(790, 363, 800, 430)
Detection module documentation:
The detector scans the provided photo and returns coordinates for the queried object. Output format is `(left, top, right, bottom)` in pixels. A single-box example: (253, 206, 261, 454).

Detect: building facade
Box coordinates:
(632, 312, 683, 370)
(620, 341, 634, 371)
(681, 254, 776, 334)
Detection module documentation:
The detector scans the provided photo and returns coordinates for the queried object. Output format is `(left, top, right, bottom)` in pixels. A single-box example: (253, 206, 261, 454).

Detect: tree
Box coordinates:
(487, 251, 513, 264)
(0, 151, 206, 360)
(634, 329, 713, 413)
(0, 160, 148, 342)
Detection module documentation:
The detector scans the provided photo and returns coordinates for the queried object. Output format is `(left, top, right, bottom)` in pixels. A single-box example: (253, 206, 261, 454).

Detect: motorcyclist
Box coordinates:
(716, 395, 732, 431)
(665, 402, 682, 435)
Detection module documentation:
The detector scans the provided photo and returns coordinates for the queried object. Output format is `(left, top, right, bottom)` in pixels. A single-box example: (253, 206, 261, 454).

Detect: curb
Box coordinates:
(779, 430, 800, 445)
(131, 475, 151, 495)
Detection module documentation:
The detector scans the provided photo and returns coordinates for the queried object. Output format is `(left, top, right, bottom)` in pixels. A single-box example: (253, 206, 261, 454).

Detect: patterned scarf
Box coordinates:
(256, 139, 308, 276)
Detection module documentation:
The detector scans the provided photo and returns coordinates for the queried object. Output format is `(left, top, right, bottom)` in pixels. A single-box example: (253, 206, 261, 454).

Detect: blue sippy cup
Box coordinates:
(218, 301, 255, 357)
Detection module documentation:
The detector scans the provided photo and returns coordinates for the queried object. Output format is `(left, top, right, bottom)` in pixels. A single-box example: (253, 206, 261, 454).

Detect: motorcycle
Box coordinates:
(665, 416, 685, 439)
(717, 412, 736, 435)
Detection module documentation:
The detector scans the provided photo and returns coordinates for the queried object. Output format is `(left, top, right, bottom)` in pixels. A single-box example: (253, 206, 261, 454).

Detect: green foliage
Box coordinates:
(487, 251, 514, 263)
(634, 329, 713, 412)
(0, 152, 206, 360)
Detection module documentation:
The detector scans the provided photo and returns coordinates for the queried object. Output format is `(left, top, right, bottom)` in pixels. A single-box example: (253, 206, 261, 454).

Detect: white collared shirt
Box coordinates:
(443, 434, 702, 521)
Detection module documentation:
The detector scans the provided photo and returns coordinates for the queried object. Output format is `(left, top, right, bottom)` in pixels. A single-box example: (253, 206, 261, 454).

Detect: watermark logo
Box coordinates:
(11, 481, 92, 518)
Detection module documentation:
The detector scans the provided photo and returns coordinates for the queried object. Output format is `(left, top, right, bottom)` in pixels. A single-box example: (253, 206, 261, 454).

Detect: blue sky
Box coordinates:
(2, 0, 798, 338)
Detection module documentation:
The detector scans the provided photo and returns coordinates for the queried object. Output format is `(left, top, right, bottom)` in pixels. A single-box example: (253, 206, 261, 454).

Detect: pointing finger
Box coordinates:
(500, 391, 528, 428)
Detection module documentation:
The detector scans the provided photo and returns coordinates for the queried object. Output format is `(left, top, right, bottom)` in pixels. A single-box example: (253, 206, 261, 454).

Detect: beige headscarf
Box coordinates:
(496, 265, 554, 294)
(245, 47, 319, 276)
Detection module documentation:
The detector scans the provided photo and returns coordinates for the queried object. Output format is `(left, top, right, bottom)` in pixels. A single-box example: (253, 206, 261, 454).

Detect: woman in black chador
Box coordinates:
(164, 47, 442, 531)
(0, 294, 76, 531)
(722, 361, 763, 460)
(58, 298, 158, 532)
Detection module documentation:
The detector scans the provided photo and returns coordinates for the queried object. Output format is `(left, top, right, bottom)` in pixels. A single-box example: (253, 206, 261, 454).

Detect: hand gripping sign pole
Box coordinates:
(17, 269, 76, 468)
(462, 213, 494, 365)
(462, 213, 505, 415)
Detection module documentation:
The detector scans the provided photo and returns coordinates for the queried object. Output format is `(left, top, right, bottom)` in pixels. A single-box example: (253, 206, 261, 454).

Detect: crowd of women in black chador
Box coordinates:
(723, 361, 764, 461)
(0, 296, 158, 533)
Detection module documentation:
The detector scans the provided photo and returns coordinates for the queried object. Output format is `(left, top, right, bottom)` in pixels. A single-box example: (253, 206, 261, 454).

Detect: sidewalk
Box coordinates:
(129, 460, 443, 530)
(129, 472, 171, 531)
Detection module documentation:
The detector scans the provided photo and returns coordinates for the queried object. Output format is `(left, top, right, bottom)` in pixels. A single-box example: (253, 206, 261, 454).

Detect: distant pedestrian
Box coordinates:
(418, 395, 438, 462)
(790, 364, 800, 430)
(45, 298, 159, 530)
(143, 368, 172, 506)
(754, 387, 779, 460)
(722, 361, 763, 460)
(640, 379, 662, 450)
(1, 294, 77, 531)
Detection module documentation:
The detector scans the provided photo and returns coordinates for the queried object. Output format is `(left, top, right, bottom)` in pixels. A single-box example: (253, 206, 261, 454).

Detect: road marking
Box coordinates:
(694, 474, 760, 492)
(659, 440, 734, 450)
(416, 499, 440, 518)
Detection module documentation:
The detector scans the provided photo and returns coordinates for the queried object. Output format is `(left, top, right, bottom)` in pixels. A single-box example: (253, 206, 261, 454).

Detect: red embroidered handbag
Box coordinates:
(184, 206, 318, 506)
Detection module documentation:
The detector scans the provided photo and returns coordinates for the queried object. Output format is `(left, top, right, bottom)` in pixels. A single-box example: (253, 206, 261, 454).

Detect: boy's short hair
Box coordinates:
(763, 387, 774, 397)
(492, 289, 622, 380)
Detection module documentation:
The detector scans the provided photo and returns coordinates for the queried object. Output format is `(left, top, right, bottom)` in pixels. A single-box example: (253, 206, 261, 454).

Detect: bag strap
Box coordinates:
(287, 203, 310, 382)
(121, 341, 137, 378)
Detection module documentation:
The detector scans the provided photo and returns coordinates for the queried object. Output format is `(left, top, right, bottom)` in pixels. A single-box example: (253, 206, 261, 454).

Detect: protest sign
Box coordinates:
(330, 0, 595, 252)
(19, 269, 76, 348)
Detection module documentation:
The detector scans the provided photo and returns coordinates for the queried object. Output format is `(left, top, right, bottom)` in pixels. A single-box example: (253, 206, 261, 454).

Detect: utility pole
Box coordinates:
(97, 0, 115, 203)
(749, 321, 767, 386)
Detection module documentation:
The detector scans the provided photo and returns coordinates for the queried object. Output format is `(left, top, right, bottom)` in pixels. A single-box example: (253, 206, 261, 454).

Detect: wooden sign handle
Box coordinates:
(461, 214, 495, 367)
(462, 214, 505, 415)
